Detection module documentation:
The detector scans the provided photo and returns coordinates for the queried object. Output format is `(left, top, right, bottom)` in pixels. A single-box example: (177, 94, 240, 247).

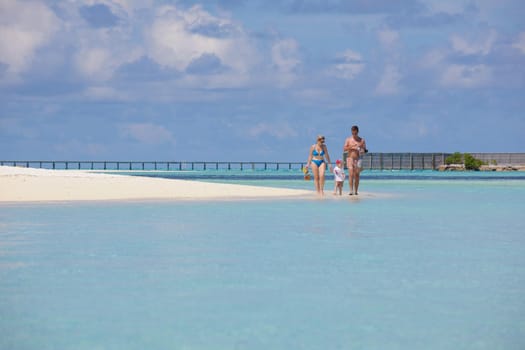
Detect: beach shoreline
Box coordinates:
(0, 166, 313, 203)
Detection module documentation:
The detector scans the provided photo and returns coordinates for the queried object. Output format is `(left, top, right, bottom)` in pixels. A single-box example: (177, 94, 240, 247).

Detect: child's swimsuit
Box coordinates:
(334, 166, 345, 182)
(311, 148, 325, 167)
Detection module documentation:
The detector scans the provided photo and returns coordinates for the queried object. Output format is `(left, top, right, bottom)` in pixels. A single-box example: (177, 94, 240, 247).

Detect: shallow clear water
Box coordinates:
(108, 169, 525, 181)
(1, 173, 525, 349)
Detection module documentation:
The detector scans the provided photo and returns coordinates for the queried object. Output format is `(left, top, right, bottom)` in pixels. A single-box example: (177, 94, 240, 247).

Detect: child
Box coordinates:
(333, 159, 345, 195)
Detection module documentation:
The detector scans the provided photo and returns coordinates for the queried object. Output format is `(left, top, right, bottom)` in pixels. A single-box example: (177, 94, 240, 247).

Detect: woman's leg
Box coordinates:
(311, 162, 320, 193)
(318, 162, 326, 195)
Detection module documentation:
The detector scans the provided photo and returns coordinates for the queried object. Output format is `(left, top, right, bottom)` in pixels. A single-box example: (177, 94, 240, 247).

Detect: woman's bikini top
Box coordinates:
(312, 147, 325, 157)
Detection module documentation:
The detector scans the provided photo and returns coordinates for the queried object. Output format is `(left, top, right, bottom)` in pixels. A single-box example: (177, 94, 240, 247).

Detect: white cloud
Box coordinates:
(84, 143, 108, 156)
(408, 119, 430, 137)
(271, 38, 301, 86)
(0, 0, 60, 80)
(420, 49, 446, 68)
(398, 117, 439, 139)
(53, 140, 108, 157)
(330, 49, 364, 80)
(247, 122, 298, 139)
(74, 45, 142, 81)
(120, 122, 175, 145)
(450, 30, 497, 56)
(375, 29, 402, 95)
(31, 1, 144, 83)
(421, 40, 495, 89)
(147, 4, 255, 80)
(75, 48, 113, 80)
(88, 0, 153, 18)
(375, 64, 402, 95)
(67, 1, 143, 82)
(440, 64, 491, 88)
(512, 32, 525, 55)
(377, 29, 400, 49)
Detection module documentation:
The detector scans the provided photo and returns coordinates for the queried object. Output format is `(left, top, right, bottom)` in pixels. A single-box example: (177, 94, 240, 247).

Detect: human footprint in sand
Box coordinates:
(305, 135, 333, 195)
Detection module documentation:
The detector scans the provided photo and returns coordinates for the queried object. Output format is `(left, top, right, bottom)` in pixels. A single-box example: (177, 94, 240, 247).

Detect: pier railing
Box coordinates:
(0, 160, 307, 171)
(2, 153, 524, 171)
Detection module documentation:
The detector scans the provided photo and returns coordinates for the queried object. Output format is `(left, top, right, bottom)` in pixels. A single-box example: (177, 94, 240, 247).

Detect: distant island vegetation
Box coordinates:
(445, 152, 486, 170)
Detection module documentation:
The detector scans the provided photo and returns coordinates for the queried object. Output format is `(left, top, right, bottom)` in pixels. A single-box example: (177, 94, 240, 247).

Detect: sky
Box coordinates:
(1, 0, 524, 161)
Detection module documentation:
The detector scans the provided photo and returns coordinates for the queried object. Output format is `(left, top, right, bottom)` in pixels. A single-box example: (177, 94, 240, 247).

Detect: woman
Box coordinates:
(343, 125, 367, 195)
(306, 135, 333, 195)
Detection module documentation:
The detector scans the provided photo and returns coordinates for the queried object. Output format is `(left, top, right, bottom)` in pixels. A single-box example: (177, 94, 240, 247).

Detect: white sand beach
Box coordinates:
(0, 166, 312, 202)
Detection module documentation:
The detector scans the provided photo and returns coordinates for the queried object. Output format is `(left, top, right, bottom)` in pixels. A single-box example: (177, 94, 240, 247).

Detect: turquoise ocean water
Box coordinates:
(1, 171, 525, 349)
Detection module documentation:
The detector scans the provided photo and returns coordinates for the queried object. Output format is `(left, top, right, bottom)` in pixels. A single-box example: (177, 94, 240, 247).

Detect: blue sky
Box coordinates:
(1, 0, 524, 161)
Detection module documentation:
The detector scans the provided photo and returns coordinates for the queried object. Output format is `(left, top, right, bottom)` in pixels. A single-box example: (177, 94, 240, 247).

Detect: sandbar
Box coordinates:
(0, 166, 312, 203)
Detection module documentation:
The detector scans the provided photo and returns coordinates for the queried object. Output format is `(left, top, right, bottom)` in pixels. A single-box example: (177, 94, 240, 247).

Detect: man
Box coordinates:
(343, 125, 367, 195)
